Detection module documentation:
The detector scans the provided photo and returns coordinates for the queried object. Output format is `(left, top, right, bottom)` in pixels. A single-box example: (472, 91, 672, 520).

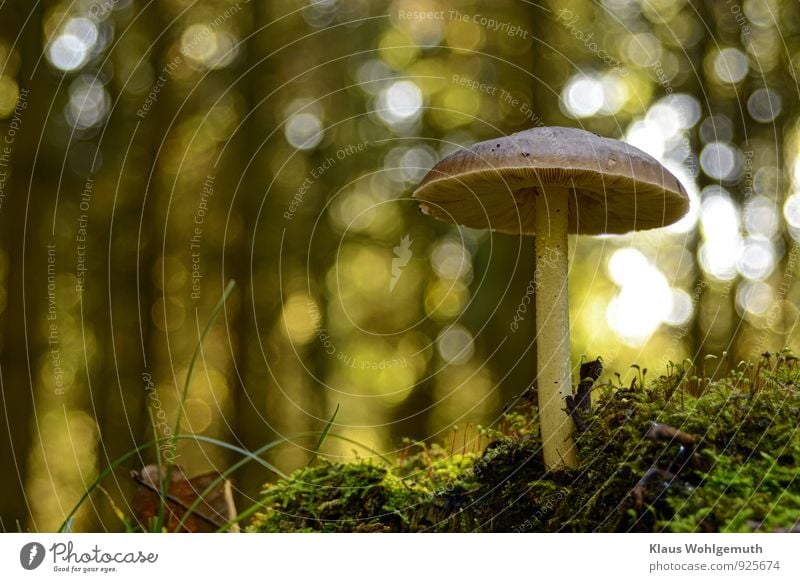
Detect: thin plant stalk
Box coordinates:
(156, 280, 236, 531)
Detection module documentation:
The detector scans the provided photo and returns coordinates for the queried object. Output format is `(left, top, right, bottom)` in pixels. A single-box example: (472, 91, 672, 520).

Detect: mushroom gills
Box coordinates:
(420, 187, 679, 236)
(418, 189, 537, 234)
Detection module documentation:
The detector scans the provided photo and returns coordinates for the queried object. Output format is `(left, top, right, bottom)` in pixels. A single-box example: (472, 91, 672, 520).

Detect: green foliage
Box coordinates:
(249, 355, 800, 532)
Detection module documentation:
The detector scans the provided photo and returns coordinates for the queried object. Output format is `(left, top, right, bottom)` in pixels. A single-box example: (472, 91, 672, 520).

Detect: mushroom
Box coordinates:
(413, 126, 689, 470)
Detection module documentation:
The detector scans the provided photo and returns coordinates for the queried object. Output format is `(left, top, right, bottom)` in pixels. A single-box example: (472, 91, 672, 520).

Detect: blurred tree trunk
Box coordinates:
(235, 3, 341, 482)
(0, 0, 52, 531)
(772, 5, 798, 356)
(688, 0, 715, 366)
(234, 0, 284, 495)
(91, 0, 171, 528)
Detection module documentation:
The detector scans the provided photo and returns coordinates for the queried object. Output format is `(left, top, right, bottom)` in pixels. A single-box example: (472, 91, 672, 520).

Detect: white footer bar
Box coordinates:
(1, 533, 797, 581)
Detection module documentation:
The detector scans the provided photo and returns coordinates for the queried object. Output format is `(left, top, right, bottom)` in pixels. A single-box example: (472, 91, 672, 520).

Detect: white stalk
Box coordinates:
(534, 186, 577, 470)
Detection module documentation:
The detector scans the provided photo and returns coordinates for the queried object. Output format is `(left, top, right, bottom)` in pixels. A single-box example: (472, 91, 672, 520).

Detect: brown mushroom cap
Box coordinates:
(413, 126, 690, 235)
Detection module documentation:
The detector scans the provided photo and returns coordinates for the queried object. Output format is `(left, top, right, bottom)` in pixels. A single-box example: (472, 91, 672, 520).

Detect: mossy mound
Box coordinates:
(249, 354, 800, 532)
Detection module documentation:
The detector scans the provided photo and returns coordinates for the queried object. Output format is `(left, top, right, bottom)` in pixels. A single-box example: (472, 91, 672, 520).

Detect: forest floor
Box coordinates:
(248, 352, 800, 533)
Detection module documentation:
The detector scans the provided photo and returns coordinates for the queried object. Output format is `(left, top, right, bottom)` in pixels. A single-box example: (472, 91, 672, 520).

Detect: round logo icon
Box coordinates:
(19, 542, 46, 570)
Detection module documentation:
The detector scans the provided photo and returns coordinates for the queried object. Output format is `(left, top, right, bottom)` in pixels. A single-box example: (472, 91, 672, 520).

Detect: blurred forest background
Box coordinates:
(0, 0, 798, 532)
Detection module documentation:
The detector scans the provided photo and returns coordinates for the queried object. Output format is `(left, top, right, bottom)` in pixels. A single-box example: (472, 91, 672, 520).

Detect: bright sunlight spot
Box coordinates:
(606, 247, 678, 346)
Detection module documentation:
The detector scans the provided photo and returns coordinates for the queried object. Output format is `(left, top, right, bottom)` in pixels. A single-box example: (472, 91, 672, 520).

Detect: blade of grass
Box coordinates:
(147, 406, 166, 532)
(133, 472, 227, 531)
(97, 486, 137, 532)
(172, 280, 236, 442)
(173, 433, 319, 532)
(59, 427, 392, 533)
(215, 432, 394, 533)
(57, 432, 284, 533)
(157, 280, 236, 531)
(179, 430, 394, 532)
(306, 403, 339, 467)
(174, 419, 386, 532)
(191, 434, 286, 476)
(59, 438, 160, 532)
(216, 493, 270, 533)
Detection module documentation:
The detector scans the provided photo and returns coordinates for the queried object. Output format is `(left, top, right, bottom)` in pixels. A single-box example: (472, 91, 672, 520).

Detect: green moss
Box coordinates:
(249, 353, 800, 533)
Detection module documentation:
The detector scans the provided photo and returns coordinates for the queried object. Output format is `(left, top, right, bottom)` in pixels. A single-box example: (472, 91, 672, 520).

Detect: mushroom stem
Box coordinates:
(534, 186, 577, 470)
